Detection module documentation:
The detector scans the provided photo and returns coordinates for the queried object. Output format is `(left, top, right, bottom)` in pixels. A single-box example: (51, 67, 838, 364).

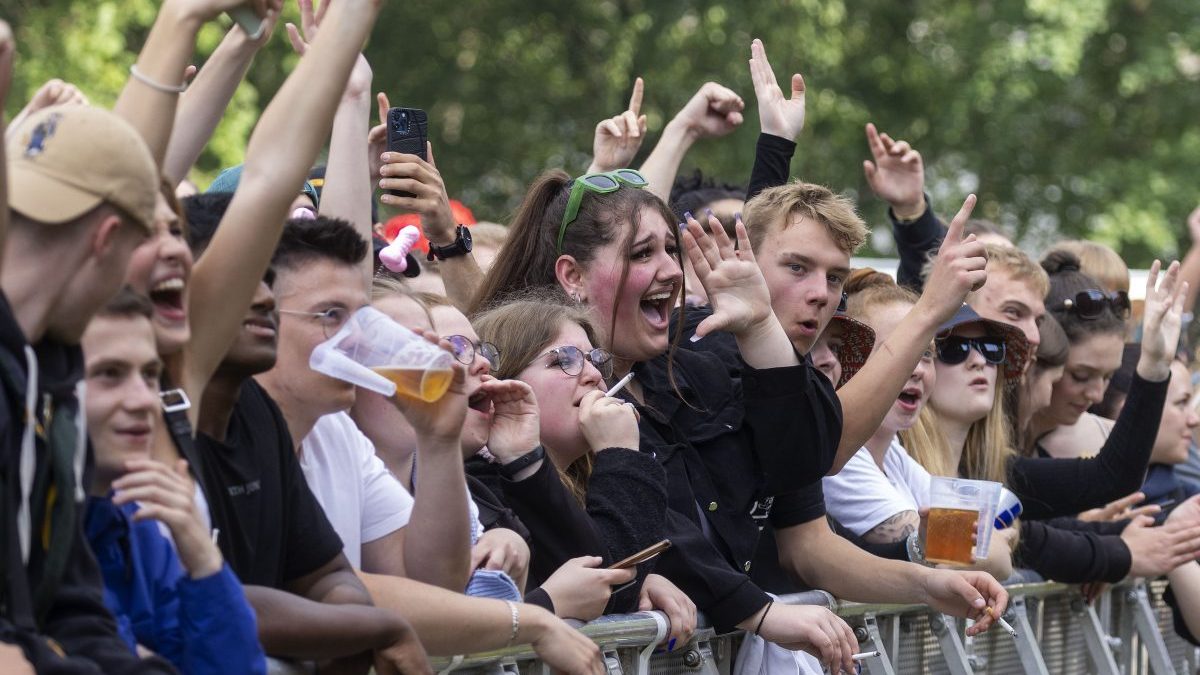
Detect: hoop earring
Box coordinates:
(571, 292, 581, 303)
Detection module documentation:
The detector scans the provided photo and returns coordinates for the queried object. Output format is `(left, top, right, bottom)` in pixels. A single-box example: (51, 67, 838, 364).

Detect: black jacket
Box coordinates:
(0, 292, 175, 673)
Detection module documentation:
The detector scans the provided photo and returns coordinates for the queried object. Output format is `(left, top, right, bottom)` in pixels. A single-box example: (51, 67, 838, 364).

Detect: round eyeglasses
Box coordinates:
(278, 306, 351, 339)
(444, 335, 501, 371)
(545, 345, 614, 380)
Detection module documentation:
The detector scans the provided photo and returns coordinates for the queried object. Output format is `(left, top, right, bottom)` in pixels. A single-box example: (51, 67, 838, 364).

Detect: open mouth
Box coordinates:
(896, 387, 921, 411)
(149, 277, 186, 322)
(796, 319, 819, 336)
(640, 290, 673, 329)
(969, 376, 990, 388)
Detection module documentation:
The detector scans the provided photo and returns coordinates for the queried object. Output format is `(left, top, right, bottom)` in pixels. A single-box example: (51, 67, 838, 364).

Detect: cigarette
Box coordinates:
(852, 651, 879, 661)
(986, 606, 1017, 637)
(605, 372, 635, 398)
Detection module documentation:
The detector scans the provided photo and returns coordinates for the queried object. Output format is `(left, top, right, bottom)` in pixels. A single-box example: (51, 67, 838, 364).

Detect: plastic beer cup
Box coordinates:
(925, 477, 1003, 565)
(309, 306, 455, 402)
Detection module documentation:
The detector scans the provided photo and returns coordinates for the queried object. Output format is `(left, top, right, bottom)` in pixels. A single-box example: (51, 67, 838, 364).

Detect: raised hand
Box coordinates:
(578, 390, 640, 452)
(378, 145, 457, 243)
(1138, 259, 1187, 381)
(675, 82, 744, 140)
(915, 194, 987, 323)
(682, 212, 771, 339)
(539, 556, 635, 621)
(368, 91, 391, 184)
(863, 123, 926, 219)
(638, 574, 697, 649)
(749, 38, 805, 141)
(478, 378, 541, 460)
(919, 568, 1008, 636)
(285, 0, 372, 101)
(1189, 206, 1200, 245)
(0, 20, 12, 113)
(588, 77, 647, 173)
(179, 0, 274, 24)
(113, 459, 223, 579)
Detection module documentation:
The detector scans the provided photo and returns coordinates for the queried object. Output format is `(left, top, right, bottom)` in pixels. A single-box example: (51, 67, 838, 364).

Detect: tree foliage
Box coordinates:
(4, 0, 1200, 264)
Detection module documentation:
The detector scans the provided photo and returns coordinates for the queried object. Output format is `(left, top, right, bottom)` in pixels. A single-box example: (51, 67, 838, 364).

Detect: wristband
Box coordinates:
(129, 64, 188, 94)
(906, 532, 928, 565)
(497, 445, 545, 480)
(504, 600, 520, 647)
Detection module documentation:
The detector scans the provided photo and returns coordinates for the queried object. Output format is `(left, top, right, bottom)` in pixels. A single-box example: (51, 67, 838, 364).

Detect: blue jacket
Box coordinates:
(85, 497, 266, 675)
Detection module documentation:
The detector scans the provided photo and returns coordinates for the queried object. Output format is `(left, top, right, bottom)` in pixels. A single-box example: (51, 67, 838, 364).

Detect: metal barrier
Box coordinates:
(422, 580, 1200, 674)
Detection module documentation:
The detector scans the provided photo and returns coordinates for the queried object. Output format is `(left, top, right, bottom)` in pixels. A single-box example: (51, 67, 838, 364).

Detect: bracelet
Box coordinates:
(504, 600, 520, 647)
(497, 445, 545, 480)
(906, 532, 928, 566)
(129, 64, 188, 94)
(753, 601, 773, 635)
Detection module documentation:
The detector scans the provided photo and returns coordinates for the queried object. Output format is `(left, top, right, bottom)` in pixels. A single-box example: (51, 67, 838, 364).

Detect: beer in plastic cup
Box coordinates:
(924, 477, 1003, 565)
(309, 306, 454, 402)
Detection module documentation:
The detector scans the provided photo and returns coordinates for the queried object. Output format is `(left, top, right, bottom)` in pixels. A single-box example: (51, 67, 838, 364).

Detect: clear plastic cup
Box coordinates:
(309, 306, 454, 402)
(924, 477, 1003, 565)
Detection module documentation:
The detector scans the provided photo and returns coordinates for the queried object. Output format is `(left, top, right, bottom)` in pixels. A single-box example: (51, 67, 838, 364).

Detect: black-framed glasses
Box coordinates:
(557, 169, 648, 252)
(445, 335, 500, 371)
(545, 345, 614, 380)
(279, 306, 351, 339)
(1059, 289, 1131, 320)
(935, 335, 1006, 366)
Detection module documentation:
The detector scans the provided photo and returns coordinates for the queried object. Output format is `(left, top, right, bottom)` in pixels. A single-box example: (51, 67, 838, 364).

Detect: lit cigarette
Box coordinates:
(852, 651, 879, 661)
(986, 606, 1017, 637)
(605, 372, 635, 398)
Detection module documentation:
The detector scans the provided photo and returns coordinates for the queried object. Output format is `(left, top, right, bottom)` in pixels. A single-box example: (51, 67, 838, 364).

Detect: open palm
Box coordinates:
(683, 213, 771, 338)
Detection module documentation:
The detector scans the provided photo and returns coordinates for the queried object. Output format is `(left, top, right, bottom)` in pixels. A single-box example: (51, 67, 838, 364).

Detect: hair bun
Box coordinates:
(1041, 250, 1082, 275)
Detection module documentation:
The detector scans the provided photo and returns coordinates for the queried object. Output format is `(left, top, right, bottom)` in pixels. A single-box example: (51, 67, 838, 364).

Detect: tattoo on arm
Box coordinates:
(862, 510, 920, 545)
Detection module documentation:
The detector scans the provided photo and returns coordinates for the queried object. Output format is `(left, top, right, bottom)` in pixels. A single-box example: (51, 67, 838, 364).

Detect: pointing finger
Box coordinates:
(628, 76, 644, 115)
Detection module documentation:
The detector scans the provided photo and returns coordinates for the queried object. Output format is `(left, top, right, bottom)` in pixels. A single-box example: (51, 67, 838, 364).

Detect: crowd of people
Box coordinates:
(1, 1, 1200, 673)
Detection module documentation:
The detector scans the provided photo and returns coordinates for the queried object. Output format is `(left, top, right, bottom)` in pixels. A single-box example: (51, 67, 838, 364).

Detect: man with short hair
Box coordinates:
(0, 104, 175, 672)
(967, 243, 1048, 348)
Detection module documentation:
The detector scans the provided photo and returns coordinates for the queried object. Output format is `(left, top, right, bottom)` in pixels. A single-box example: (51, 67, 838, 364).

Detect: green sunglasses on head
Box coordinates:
(556, 169, 649, 253)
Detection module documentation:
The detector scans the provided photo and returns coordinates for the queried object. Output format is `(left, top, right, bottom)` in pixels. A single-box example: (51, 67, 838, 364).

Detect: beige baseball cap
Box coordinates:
(7, 106, 158, 235)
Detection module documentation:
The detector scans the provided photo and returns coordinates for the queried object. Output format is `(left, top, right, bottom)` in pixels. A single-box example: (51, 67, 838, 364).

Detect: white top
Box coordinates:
(300, 412, 414, 568)
(822, 436, 931, 536)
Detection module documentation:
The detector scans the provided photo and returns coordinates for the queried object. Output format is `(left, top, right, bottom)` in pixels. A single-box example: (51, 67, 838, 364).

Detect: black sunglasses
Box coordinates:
(935, 335, 1006, 366)
(1059, 289, 1131, 320)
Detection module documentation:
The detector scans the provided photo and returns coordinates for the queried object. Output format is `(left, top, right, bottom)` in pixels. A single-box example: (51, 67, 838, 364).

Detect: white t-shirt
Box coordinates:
(823, 437, 931, 536)
(300, 412, 414, 568)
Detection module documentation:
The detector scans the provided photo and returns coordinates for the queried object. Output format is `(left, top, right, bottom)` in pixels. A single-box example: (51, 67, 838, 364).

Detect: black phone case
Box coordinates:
(386, 108, 428, 198)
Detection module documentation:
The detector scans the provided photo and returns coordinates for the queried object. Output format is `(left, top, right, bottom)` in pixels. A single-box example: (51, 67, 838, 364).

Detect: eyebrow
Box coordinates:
(777, 252, 850, 276)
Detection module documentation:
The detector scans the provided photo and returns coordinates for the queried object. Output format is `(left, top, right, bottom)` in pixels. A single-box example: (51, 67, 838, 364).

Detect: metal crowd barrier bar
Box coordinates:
(409, 580, 1200, 674)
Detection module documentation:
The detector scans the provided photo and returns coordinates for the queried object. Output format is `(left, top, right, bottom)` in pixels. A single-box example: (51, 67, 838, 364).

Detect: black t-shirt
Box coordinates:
(193, 380, 343, 588)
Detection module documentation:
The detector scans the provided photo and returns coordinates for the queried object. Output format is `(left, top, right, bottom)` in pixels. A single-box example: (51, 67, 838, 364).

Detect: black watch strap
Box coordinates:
(497, 445, 545, 479)
(427, 224, 472, 261)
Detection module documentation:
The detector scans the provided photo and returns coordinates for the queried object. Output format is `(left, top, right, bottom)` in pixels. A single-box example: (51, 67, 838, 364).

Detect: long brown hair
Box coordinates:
(473, 293, 602, 504)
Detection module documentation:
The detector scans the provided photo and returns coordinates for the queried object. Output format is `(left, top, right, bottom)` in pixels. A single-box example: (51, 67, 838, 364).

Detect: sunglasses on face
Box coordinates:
(557, 169, 648, 253)
(935, 335, 1007, 366)
(1059, 289, 1131, 320)
(545, 345, 614, 380)
(444, 335, 501, 371)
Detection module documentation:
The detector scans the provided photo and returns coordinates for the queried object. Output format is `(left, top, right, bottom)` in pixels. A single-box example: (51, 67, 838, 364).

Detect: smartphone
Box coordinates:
(385, 107, 428, 199)
(608, 540, 671, 570)
(226, 5, 267, 41)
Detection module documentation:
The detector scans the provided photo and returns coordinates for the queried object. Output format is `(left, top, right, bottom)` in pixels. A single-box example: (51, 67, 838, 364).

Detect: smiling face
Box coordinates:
(572, 207, 682, 362)
(1151, 361, 1198, 465)
(82, 314, 163, 492)
(430, 304, 495, 454)
(515, 321, 606, 465)
(1043, 332, 1125, 426)
(971, 268, 1046, 348)
(864, 301, 936, 435)
(757, 214, 851, 355)
(123, 192, 194, 354)
(930, 325, 999, 426)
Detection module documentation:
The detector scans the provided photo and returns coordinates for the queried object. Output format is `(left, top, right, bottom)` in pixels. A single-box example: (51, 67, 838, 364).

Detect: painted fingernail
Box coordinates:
(679, 222, 687, 232)
(667, 638, 677, 652)
(690, 334, 703, 343)
(705, 208, 713, 218)
(735, 212, 743, 222)
(683, 211, 693, 221)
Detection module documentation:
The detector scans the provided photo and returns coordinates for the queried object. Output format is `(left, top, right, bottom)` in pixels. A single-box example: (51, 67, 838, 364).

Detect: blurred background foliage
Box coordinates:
(1, 0, 1199, 264)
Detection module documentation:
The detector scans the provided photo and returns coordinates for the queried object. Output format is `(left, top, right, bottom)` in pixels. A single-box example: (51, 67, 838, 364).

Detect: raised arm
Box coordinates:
(114, 0, 274, 168)
(744, 38, 805, 200)
(1180, 207, 1200, 322)
(587, 77, 646, 174)
(639, 82, 743, 201)
(184, 0, 383, 412)
(831, 195, 986, 472)
(0, 21, 13, 262)
(162, 16, 278, 185)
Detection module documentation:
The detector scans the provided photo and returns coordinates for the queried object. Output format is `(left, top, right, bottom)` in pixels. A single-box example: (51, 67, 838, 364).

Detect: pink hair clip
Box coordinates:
(379, 225, 421, 274)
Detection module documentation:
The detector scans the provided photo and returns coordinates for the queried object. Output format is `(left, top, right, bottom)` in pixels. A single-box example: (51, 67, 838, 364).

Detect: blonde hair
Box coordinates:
(969, 244, 1049, 300)
(1045, 240, 1129, 294)
(742, 180, 867, 256)
(901, 369, 1015, 484)
(470, 222, 509, 250)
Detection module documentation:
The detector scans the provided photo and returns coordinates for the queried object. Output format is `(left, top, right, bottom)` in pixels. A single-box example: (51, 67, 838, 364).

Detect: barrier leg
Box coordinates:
(929, 613, 973, 675)
(1125, 582, 1178, 675)
(1005, 595, 1050, 675)
(856, 613, 897, 675)
(1072, 597, 1120, 675)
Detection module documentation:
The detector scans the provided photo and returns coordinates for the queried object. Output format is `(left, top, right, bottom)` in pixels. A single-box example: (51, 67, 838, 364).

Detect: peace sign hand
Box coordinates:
(749, 38, 806, 141)
(589, 77, 647, 173)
